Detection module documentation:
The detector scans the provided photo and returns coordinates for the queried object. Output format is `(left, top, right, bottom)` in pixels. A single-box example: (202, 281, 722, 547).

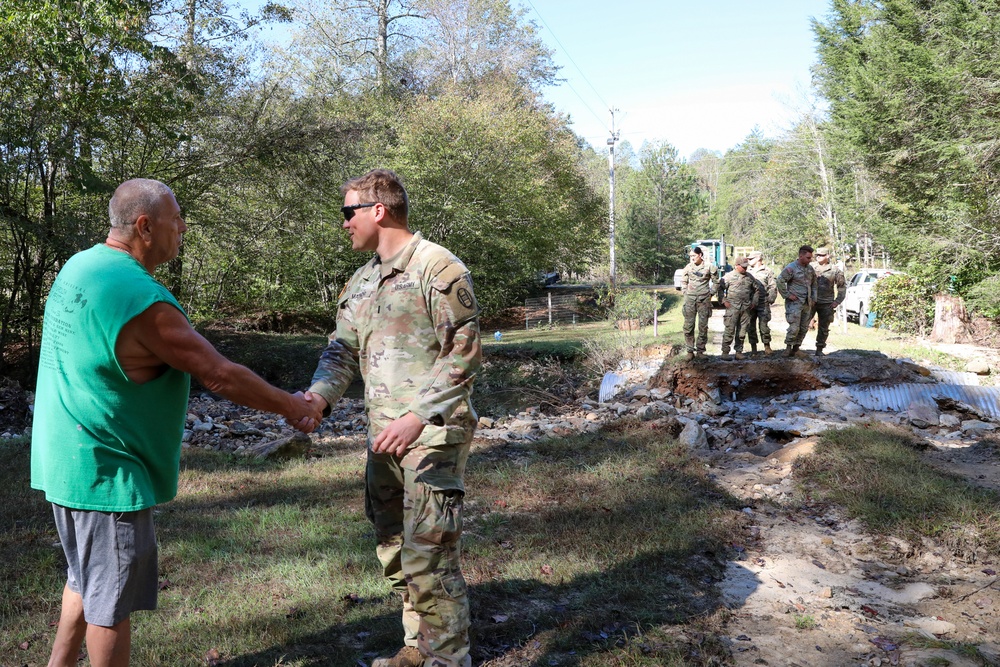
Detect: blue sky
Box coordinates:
(519, 0, 832, 157)
(243, 0, 832, 158)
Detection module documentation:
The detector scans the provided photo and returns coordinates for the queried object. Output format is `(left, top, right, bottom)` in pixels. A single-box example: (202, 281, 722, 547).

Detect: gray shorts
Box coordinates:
(52, 504, 159, 627)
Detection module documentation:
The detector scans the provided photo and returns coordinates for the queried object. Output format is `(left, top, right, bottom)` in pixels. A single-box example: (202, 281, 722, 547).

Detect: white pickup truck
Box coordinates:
(843, 268, 902, 323)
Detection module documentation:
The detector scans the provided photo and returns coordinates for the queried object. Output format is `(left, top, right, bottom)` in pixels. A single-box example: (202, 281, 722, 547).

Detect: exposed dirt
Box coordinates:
(671, 310, 1000, 667)
(651, 351, 932, 402)
(710, 436, 1000, 667)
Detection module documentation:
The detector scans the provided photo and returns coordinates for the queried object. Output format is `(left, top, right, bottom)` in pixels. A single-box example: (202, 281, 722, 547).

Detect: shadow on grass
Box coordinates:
(3, 421, 755, 667)
(223, 423, 750, 666)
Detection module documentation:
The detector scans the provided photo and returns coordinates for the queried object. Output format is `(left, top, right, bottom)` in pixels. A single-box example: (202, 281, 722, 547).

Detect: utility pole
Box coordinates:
(607, 109, 620, 289)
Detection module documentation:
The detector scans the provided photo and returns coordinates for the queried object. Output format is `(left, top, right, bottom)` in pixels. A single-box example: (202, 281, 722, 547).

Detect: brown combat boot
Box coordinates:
(764, 344, 773, 355)
(734, 350, 745, 361)
(685, 351, 695, 361)
(372, 647, 423, 667)
(720, 347, 731, 360)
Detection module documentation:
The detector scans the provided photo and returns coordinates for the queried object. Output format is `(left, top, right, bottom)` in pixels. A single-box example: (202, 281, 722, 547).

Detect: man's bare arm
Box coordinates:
(117, 302, 323, 430)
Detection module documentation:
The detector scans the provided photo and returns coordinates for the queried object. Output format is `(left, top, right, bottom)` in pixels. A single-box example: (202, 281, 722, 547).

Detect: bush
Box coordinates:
(965, 276, 1000, 319)
(608, 289, 659, 324)
(869, 274, 934, 335)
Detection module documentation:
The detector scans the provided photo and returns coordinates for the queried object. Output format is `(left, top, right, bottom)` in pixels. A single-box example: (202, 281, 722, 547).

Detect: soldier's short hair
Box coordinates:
(342, 169, 408, 222)
(109, 179, 174, 230)
(690, 246, 703, 256)
(798, 244, 814, 255)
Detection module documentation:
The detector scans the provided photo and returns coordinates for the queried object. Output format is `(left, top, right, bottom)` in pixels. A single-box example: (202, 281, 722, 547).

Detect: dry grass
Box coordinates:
(796, 423, 1000, 560)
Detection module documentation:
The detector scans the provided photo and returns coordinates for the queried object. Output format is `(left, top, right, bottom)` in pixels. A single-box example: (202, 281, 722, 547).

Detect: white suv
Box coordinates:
(843, 268, 902, 323)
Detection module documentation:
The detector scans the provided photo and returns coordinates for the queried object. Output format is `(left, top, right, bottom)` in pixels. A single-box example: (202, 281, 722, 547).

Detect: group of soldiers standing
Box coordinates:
(678, 244, 846, 360)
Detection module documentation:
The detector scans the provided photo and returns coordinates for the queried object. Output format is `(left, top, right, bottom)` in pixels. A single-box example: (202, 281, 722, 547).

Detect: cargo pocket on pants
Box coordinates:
(412, 484, 464, 549)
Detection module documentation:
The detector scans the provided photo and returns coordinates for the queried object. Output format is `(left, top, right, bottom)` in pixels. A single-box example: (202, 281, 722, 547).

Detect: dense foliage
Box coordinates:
(812, 0, 1000, 311)
(617, 141, 704, 284)
(869, 273, 934, 335)
(0, 0, 606, 378)
(687, 0, 1000, 321)
(8, 0, 1000, 381)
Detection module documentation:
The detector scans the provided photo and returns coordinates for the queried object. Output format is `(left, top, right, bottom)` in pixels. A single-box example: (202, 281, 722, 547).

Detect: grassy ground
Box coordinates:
(4, 297, 985, 666)
(199, 329, 329, 391)
(491, 295, 970, 372)
(2, 421, 745, 666)
(820, 322, 972, 371)
(798, 424, 1000, 559)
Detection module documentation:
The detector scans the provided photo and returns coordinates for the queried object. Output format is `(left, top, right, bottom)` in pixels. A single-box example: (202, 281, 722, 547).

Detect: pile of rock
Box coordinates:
(181, 394, 368, 455)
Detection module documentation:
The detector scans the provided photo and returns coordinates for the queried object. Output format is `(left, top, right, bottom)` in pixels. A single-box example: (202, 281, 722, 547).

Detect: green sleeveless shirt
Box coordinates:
(31, 244, 191, 511)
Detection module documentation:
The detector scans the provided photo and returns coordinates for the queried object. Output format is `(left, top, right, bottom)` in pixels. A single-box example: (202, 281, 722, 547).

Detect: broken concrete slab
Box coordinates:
(907, 400, 941, 429)
(752, 417, 854, 437)
(677, 417, 708, 449)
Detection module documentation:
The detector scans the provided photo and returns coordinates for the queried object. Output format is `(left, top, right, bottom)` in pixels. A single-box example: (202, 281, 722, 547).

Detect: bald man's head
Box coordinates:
(109, 179, 174, 234)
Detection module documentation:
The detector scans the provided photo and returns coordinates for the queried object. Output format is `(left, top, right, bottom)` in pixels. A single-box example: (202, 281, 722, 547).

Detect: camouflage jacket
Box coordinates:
(748, 265, 777, 308)
(718, 270, 760, 310)
(309, 232, 482, 445)
(776, 260, 817, 305)
(680, 260, 718, 298)
(812, 262, 846, 305)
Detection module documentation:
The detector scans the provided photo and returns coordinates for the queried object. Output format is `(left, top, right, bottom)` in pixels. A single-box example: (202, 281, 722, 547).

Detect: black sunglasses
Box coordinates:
(341, 202, 377, 221)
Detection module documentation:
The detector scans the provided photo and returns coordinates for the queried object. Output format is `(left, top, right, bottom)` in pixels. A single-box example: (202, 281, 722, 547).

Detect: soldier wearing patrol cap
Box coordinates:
(307, 169, 480, 667)
(746, 250, 777, 354)
(718, 255, 760, 360)
(810, 246, 846, 356)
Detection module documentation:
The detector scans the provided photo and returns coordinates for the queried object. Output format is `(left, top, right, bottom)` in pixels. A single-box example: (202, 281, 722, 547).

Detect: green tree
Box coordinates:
(813, 0, 1000, 292)
(619, 141, 703, 283)
(390, 83, 604, 313)
(0, 0, 195, 370)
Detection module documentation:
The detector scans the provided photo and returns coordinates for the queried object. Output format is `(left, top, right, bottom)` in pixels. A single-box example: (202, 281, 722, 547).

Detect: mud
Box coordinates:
(652, 350, 932, 402)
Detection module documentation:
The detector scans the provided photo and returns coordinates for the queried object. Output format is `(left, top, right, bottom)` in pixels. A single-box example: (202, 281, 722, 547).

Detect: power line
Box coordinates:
(558, 78, 615, 130)
(523, 0, 612, 132)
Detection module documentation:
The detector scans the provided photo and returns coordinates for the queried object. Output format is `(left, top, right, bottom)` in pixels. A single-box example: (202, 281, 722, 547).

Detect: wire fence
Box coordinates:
(524, 292, 602, 328)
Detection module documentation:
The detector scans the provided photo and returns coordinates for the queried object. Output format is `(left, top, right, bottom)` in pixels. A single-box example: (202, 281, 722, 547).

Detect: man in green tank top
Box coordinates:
(31, 179, 323, 667)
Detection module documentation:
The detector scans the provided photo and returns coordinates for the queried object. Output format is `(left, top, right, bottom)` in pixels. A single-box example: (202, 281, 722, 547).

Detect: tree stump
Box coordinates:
(930, 294, 970, 344)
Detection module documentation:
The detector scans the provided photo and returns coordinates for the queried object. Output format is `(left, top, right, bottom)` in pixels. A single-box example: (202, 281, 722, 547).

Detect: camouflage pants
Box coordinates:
(721, 305, 752, 353)
(784, 300, 811, 347)
(682, 294, 713, 353)
(811, 303, 836, 350)
(746, 306, 772, 347)
(366, 438, 472, 667)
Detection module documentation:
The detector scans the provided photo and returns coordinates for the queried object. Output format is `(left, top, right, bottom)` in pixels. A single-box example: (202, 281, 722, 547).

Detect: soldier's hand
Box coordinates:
(288, 391, 323, 434)
(723, 301, 731, 309)
(372, 412, 426, 457)
(304, 391, 329, 414)
(786, 293, 799, 302)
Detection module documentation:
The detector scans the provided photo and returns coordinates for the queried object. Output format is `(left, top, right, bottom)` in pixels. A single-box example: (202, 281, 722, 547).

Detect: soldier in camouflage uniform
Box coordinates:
(718, 256, 760, 360)
(307, 170, 480, 667)
(776, 245, 818, 357)
(680, 246, 718, 360)
(809, 246, 846, 357)
(746, 250, 777, 354)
